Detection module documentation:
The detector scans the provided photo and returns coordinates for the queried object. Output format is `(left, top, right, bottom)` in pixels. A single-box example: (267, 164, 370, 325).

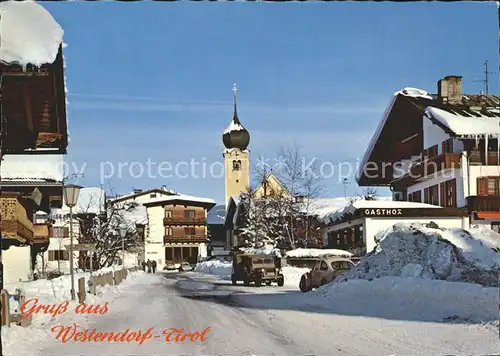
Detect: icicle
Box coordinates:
(485, 135, 489, 166)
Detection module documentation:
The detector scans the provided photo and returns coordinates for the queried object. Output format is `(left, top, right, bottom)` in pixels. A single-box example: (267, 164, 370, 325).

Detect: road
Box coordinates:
(36, 271, 499, 356)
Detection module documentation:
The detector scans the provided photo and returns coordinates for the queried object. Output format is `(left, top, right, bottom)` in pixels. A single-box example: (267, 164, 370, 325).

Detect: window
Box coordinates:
(150, 193, 157, 198)
(425, 185, 439, 205)
(408, 191, 421, 203)
(165, 210, 173, 218)
(478, 177, 500, 195)
(427, 145, 438, 158)
(331, 261, 352, 270)
(445, 179, 457, 208)
(165, 227, 172, 236)
(184, 227, 196, 236)
(184, 210, 195, 218)
(442, 138, 454, 154)
(53, 227, 69, 239)
(232, 160, 241, 171)
(48, 250, 69, 261)
(319, 261, 328, 270)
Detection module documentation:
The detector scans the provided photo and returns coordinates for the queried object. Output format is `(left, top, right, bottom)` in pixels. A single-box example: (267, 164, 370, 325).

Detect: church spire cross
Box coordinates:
(232, 82, 238, 103)
(232, 82, 240, 123)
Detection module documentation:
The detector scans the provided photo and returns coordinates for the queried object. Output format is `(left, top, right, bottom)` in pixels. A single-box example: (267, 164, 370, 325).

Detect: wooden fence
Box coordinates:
(1, 266, 141, 327)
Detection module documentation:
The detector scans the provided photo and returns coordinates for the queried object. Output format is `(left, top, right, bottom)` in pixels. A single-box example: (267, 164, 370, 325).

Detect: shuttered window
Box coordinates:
(477, 177, 500, 195)
(424, 187, 429, 204)
(427, 145, 438, 158)
(48, 250, 69, 261)
(442, 138, 454, 154)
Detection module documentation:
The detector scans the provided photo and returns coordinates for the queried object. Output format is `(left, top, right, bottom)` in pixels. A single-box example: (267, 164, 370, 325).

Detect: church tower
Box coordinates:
(222, 83, 250, 207)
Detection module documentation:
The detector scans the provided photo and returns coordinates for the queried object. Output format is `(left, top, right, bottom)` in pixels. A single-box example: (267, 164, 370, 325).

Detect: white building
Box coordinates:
(37, 187, 106, 275)
(141, 194, 216, 268)
(356, 75, 500, 230)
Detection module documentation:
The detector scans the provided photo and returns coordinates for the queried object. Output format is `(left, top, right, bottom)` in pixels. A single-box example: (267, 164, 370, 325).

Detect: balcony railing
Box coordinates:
(163, 234, 208, 244)
(33, 223, 52, 244)
(163, 217, 206, 225)
(469, 150, 500, 165)
(466, 195, 500, 214)
(0, 197, 34, 242)
(392, 153, 461, 187)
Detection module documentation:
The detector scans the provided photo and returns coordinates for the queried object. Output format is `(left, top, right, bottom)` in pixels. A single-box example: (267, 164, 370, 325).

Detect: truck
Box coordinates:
(231, 252, 284, 287)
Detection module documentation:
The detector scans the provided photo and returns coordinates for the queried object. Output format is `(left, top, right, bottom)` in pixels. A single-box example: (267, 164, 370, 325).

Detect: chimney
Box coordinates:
(161, 185, 167, 191)
(132, 188, 142, 194)
(437, 76, 462, 104)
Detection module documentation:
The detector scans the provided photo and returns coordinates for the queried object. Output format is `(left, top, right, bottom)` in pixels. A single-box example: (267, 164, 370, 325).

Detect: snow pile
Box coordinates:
(394, 87, 433, 100)
(313, 276, 499, 325)
(194, 260, 232, 279)
(335, 223, 500, 287)
(0, 154, 64, 182)
(285, 248, 352, 258)
(425, 106, 500, 136)
(0, 1, 64, 66)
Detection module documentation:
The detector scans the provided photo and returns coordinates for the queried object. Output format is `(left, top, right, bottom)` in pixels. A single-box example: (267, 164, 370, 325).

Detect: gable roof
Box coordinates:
(141, 193, 216, 209)
(109, 188, 177, 204)
(254, 172, 290, 197)
(356, 87, 500, 186)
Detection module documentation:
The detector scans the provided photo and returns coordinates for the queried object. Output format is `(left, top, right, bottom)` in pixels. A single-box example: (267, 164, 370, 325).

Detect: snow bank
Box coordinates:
(336, 223, 500, 287)
(0, 1, 64, 66)
(285, 248, 352, 258)
(313, 277, 498, 324)
(177, 280, 216, 291)
(194, 260, 232, 279)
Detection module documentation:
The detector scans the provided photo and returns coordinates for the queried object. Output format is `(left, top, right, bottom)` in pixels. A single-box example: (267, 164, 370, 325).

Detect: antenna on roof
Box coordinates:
(473, 60, 492, 95)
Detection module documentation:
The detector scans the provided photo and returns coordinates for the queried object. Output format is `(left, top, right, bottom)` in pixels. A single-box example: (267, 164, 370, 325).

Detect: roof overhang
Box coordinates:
(143, 198, 216, 210)
(356, 94, 430, 186)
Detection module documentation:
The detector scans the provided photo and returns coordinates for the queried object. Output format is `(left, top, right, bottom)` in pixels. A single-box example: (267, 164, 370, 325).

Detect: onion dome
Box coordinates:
(222, 83, 250, 150)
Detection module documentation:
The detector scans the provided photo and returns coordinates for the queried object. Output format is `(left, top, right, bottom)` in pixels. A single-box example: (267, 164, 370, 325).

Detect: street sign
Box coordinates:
(65, 243, 96, 252)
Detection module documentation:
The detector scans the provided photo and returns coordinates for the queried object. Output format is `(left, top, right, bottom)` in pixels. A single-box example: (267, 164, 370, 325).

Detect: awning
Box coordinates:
(476, 212, 500, 220)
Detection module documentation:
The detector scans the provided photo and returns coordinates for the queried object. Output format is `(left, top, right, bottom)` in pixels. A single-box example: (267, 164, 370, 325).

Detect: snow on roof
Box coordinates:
(142, 193, 216, 206)
(285, 248, 353, 258)
(121, 203, 148, 226)
(0, 1, 64, 66)
(309, 197, 392, 219)
(425, 106, 500, 137)
(223, 120, 245, 135)
(52, 187, 106, 215)
(208, 204, 226, 224)
(323, 199, 440, 224)
(110, 188, 177, 202)
(0, 154, 64, 182)
(223, 148, 249, 155)
(394, 87, 433, 100)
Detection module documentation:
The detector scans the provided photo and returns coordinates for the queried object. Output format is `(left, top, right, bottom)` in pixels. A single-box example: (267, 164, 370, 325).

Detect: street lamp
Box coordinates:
(119, 225, 127, 271)
(63, 184, 81, 301)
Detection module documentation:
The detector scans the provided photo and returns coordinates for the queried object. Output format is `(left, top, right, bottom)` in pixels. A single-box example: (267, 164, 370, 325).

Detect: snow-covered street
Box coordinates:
(26, 271, 499, 356)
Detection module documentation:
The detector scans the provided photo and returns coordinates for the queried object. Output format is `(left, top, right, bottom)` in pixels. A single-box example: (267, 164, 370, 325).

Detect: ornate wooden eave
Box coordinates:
(33, 223, 52, 245)
(1, 45, 68, 154)
(0, 193, 34, 244)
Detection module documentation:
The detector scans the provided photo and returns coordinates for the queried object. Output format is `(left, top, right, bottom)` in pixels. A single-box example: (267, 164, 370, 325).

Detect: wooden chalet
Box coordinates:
(142, 195, 216, 265)
(356, 75, 500, 229)
(0, 1, 68, 283)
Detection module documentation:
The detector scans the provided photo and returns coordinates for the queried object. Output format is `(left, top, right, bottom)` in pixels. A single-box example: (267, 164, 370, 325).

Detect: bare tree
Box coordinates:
(77, 188, 145, 269)
(357, 187, 379, 201)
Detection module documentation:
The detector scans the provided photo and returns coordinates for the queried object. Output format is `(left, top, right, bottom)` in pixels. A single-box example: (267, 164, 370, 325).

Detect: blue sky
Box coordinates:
(43, 1, 499, 204)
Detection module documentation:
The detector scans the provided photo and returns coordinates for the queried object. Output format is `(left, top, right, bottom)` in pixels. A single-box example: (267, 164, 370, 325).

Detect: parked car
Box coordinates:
(164, 261, 181, 271)
(299, 256, 355, 292)
(179, 261, 193, 272)
(231, 253, 284, 287)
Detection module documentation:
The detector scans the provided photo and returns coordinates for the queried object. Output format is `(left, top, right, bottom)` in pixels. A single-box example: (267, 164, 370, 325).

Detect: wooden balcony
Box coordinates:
(163, 217, 206, 225)
(0, 197, 34, 243)
(469, 150, 500, 165)
(33, 223, 52, 244)
(163, 234, 208, 244)
(466, 195, 500, 214)
(392, 153, 461, 188)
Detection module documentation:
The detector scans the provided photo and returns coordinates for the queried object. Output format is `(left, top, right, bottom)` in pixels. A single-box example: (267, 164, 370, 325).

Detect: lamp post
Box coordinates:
(119, 225, 127, 271)
(63, 184, 81, 301)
